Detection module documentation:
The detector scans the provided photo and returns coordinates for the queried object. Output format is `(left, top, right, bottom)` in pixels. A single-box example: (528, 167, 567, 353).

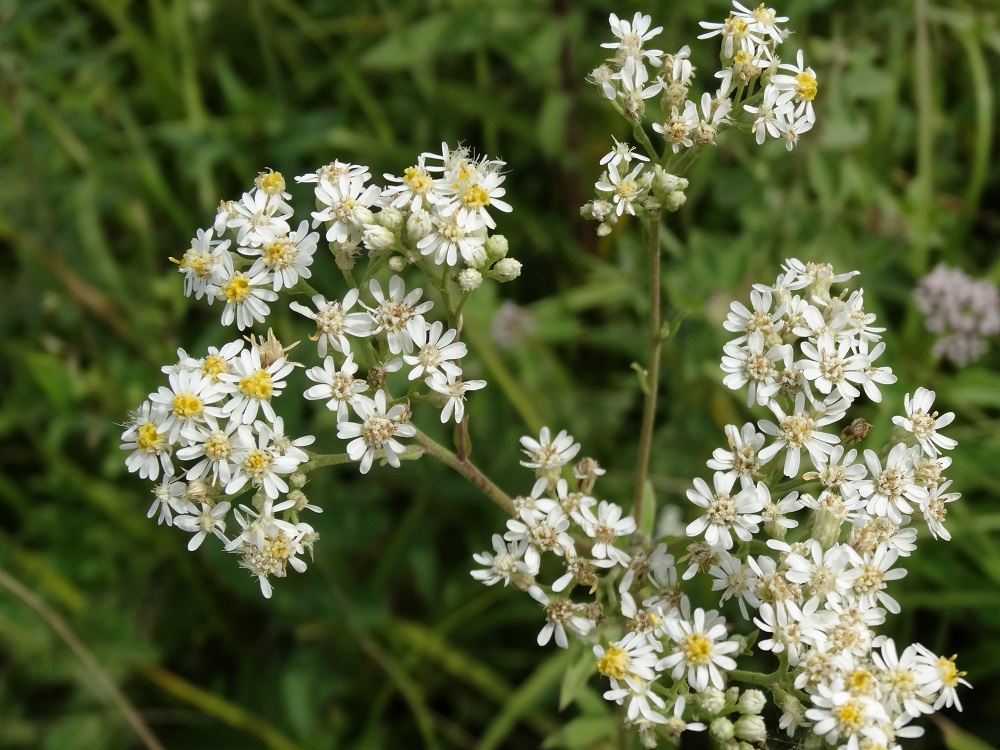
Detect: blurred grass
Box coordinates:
(3, 0, 1000, 747)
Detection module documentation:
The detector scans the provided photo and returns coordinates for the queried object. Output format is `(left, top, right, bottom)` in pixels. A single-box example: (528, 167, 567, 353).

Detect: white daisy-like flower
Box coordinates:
(440, 169, 512, 231)
(774, 108, 814, 151)
(698, 12, 763, 58)
(184, 340, 245, 384)
(148, 369, 227, 445)
(312, 174, 382, 244)
(843, 543, 908, 615)
(381, 160, 442, 213)
(174, 501, 231, 551)
(744, 85, 793, 145)
(121, 401, 174, 480)
(366, 275, 435, 354)
(172, 228, 231, 301)
(337, 389, 415, 474)
(732, 1, 789, 44)
(528, 585, 595, 649)
(595, 160, 647, 217)
(208, 252, 277, 331)
(303, 353, 369, 423)
(724, 289, 786, 344)
(218, 347, 295, 425)
(721, 331, 788, 407)
(653, 104, 698, 153)
(707, 422, 765, 489)
(799, 332, 870, 403)
(244, 220, 319, 291)
(870, 639, 935, 718)
(176, 418, 245, 486)
(227, 190, 291, 247)
(892, 387, 956, 457)
(803, 446, 867, 500)
(225, 424, 303, 500)
(913, 646, 970, 711)
(658, 607, 740, 691)
(708, 550, 760, 619)
(295, 160, 370, 185)
(265, 416, 315, 464)
(804, 681, 889, 748)
(425, 373, 486, 424)
(147, 478, 192, 527)
(599, 137, 650, 169)
(403, 320, 467, 381)
(784, 540, 855, 608)
(519, 427, 581, 473)
(289, 289, 372, 358)
(758, 392, 845, 478)
(856, 443, 928, 524)
(921, 479, 959, 541)
(753, 601, 823, 666)
(759, 485, 803, 536)
(771, 49, 818, 123)
(471, 534, 529, 586)
(685, 473, 764, 551)
(415, 205, 486, 266)
(594, 630, 662, 693)
(552, 555, 615, 594)
(573, 500, 636, 566)
(504, 499, 575, 574)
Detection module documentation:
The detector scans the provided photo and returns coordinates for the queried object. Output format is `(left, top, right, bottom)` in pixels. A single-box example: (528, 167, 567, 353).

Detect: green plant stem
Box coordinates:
(728, 668, 782, 687)
(413, 428, 514, 515)
(0, 568, 167, 750)
(632, 209, 662, 522)
(913, 0, 934, 269)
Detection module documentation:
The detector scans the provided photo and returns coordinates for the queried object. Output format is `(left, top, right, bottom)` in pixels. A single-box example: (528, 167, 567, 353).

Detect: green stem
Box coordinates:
(727, 668, 782, 687)
(413, 428, 514, 515)
(913, 0, 934, 269)
(632, 209, 662, 522)
(0, 569, 167, 750)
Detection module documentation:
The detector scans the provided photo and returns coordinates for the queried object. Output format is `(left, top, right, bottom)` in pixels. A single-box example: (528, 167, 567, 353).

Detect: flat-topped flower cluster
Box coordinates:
(471, 261, 968, 749)
(123, 145, 519, 596)
(583, 3, 819, 235)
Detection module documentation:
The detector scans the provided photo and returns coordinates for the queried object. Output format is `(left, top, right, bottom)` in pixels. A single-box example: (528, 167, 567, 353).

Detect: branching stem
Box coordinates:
(413, 428, 515, 515)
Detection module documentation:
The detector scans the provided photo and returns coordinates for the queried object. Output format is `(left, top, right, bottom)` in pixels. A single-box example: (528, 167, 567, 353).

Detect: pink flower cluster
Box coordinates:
(915, 264, 1000, 366)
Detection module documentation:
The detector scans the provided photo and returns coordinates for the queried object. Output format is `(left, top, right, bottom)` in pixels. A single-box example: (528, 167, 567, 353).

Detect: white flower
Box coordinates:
(594, 630, 662, 693)
(914, 646, 970, 711)
(471, 534, 529, 586)
(147, 478, 192, 526)
(425, 373, 486, 424)
(721, 331, 787, 406)
(289, 289, 372, 358)
(265, 416, 315, 464)
(658, 607, 739, 691)
(381, 160, 442, 212)
(337, 389, 415, 474)
(519, 427, 581, 473)
(771, 49, 818, 123)
(707, 422, 765, 489)
(209, 252, 277, 331)
(366, 275, 434, 354)
(870, 639, 935, 718)
(303, 353, 368, 423)
(172, 228, 231, 300)
(753, 601, 822, 666)
(245, 220, 319, 291)
(922, 479, 959, 541)
(176, 418, 245, 486)
(403, 320, 467, 381)
(685, 473, 764, 551)
(775, 108, 814, 151)
(698, 12, 762, 58)
(600, 137, 649, 169)
(595, 160, 647, 217)
(857, 443, 928, 524)
(312, 174, 381, 243)
(758, 393, 845, 478)
(227, 190, 292, 247)
(219, 346, 295, 425)
(783, 540, 855, 608)
(504, 498, 575, 574)
(843, 543, 907, 615)
(416, 207, 486, 266)
(708, 551, 759, 619)
(805, 681, 889, 748)
(187, 340, 246, 383)
(723, 289, 786, 344)
(296, 160, 370, 185)
(225, 423, 303, 500)
(440, 169, 512, 231)
(799, 332, 870, 402)
(652, 104, 698, 153)
(121, 401, 174, 480)
(174, 501, 231, 551)
(527, 585, 595, 648)
(148, 370, 227, 444)
(892, 387, 956, 457)
(573, 500, 636, 566)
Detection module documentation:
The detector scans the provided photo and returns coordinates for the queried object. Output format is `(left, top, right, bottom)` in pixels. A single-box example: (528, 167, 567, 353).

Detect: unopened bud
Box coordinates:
(733, 715, 766, 743)
(842, 418, 872, 445)
(376, 206, 404, 231)
(289, 473, 307, 489)
(737, 689, 766, 715)
(709, 717, 734, 742)
(388, 255, 408, 272)
(458, 268, 483, 292)
(485, 234, 508, 261)
(407, 209, 432, 242)
(492, 258, 521, 282)
(363, 224, 395, 255)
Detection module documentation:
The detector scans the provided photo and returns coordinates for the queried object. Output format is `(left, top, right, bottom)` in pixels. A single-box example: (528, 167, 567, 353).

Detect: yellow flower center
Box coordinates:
(258, 171, 285, 193)
(242, 448, 274, 478)
(796, 72, 818, 101)
(682, 633, 713, 665)
(172, 393, 204, 419)
(239, 370, 273, 400)
(937, 655, 965, 687)
(136, 422, 162, 453)
(221, 274, 252, 303)
(403, 166, 433, 193)
(461, 183, 490, 209)
(264, 237, 297, 269)
(202, 354, 229, 381)
(597, 644, 630, 680)
(834, 700, 865, 733)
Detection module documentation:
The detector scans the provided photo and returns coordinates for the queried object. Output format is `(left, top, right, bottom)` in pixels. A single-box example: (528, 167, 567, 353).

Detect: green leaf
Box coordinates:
(541, 715, 616, 749)
(935, 714, 999, 750)
(558, 644, 596, 711)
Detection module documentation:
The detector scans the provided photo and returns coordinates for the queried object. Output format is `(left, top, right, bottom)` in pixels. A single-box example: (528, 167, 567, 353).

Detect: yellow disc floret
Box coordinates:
(461, 183, 490, 209)
(136, 422, 162, 453)
(202, 354, 229, 381)
(796, 72, 818, 101)
(239, 370, 273, 400)
(221, 274, 252, 303)
(172, 393, 204, 420)
(597, 644, 630, 680)
(682, 633, 713, 664)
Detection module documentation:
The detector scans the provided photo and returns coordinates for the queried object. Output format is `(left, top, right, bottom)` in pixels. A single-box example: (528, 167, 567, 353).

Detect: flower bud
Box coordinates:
(664, 190, 687, 212)
(709, 717, 734, 742)
(842, 418, 872, 445)
(289, 473, 307, 490)
(376, 206, 404, 231)
(363, 225, 395, 255)
(492, 258, 521, 282)
(407, 209, 432, 242)
(737, 689, 766, 715)
(485, 234, 508, 261)
(466, 244, 489, 269)
(459, 268, 483, 292)
(388, 255, 408, 272)
(734, 715, 766, 743)
(351, 206, 375, 228)
(286, 489, 308, 510)
(697, 686, 726, 714)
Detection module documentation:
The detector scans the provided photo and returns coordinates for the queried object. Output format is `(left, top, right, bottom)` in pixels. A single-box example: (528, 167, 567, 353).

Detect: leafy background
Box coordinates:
(2, 0, 1000, 747)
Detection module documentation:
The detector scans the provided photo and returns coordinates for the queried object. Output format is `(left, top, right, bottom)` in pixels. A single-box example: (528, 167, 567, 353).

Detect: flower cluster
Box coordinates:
(125, 145, 516, 596)
(583, 3, 819, 234)
(470, 262, 969, 748)
(914, 263, 1000, 366)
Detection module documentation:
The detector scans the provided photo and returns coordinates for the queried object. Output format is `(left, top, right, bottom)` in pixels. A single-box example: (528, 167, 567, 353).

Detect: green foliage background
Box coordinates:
(2, 0, 1000, 747)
